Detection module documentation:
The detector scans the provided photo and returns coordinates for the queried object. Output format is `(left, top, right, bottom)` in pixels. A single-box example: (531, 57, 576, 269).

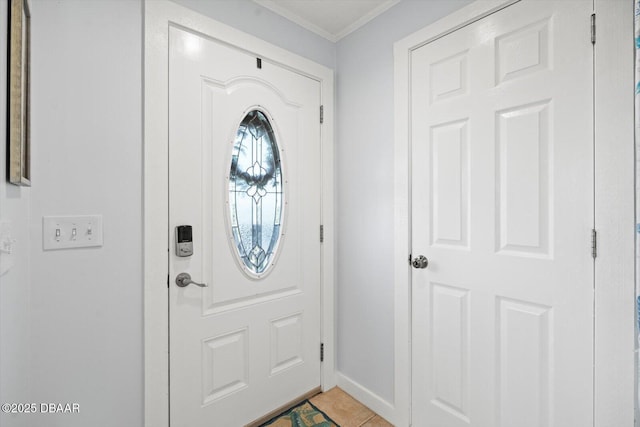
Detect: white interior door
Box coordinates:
(169, 27, 322, 426)
(410, 1, 594, 426)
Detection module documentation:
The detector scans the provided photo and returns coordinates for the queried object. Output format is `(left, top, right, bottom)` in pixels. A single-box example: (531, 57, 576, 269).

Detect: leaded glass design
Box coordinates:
(229, 110, 283, 275)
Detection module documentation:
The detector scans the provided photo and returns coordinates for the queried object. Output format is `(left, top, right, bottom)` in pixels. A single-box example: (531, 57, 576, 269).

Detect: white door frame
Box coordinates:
(143, 2, 336, 426)
(393, 0, 634, 426)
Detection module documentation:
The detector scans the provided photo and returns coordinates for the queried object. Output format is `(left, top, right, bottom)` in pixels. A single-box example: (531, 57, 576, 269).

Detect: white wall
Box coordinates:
(0, 2, 32, 427)
(26, 1, 143, 426)
(335, 0, 472, 404)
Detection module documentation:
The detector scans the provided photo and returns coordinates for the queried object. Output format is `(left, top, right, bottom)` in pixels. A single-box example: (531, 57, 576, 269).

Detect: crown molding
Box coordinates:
(253, 0, 400, 42)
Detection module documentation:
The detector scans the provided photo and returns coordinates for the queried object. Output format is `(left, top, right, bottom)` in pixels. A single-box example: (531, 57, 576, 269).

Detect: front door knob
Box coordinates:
(412, 255, 429, 269)
(175, 272, 207, 287)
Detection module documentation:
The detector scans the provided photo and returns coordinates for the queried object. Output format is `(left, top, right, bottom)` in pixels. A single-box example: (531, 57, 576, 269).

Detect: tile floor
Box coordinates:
(309, 387, 393, 427)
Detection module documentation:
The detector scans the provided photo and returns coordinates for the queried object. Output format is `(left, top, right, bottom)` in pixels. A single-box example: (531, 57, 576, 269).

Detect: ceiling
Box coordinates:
(253, 0, 401, 42)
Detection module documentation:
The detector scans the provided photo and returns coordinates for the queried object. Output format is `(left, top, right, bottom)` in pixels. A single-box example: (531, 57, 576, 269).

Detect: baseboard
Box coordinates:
(335, 372, 398, 425)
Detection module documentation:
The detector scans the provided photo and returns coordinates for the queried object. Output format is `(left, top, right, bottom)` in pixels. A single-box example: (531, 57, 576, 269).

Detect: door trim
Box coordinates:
(143, 2, 336, 426)
(592, 0, 634, 423)
(393, 0, 634, 425)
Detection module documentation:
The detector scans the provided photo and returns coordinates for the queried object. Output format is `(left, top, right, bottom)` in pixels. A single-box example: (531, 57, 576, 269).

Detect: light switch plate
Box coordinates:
(43, 215, 103, 250)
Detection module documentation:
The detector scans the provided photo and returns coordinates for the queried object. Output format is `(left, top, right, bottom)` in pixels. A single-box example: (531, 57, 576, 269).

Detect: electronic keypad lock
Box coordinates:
(175, 225, 193, 257)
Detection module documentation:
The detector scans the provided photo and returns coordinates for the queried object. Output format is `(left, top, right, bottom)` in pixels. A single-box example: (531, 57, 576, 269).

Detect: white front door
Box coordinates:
(169, 27, 322, 426)
(411, 1, 593, 426)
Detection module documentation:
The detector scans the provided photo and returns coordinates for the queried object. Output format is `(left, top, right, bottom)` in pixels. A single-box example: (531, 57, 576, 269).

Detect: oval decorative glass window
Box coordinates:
(228, 109, 283, 276)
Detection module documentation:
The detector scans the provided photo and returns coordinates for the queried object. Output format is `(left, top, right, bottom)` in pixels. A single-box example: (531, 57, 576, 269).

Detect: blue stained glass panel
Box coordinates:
(229, 110, 283, 275)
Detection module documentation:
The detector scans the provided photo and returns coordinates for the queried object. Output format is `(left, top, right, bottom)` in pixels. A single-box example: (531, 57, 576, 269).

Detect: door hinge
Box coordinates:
(167, 274, 170, 288)
(257, 57, 262, 69)
(408, 253, 412, 265)
(590, 13, 596, 44)
(591, 229, 597, 259)
(320, 105, 324, 124)
(320, 225, 324, 243)
(320, 343, 324, 362)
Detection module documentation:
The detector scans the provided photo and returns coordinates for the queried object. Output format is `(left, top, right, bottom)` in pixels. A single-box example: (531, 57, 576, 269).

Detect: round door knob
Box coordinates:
(412, 255, 429, 269)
